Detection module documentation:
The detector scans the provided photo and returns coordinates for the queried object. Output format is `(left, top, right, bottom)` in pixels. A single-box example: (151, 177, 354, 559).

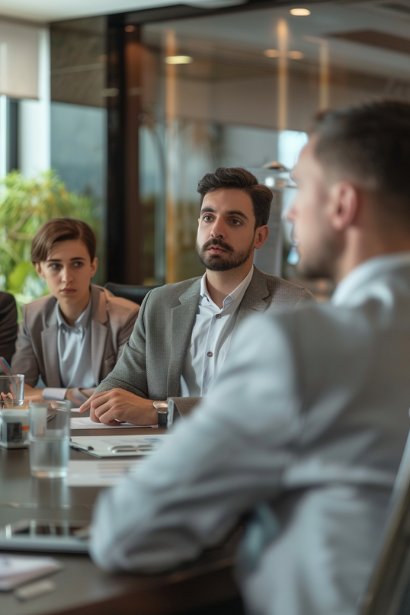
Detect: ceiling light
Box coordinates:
(264, 49, 304, 60)
(165, 55, 193, 65)
(288, 50, 304, 59)
(289, 8, 311, 16)
(264, 49, 280, 58)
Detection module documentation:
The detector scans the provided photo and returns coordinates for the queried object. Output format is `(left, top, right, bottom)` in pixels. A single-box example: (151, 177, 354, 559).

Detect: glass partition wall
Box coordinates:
(130, 0, 410, 287)
(50, 0, 410, 287)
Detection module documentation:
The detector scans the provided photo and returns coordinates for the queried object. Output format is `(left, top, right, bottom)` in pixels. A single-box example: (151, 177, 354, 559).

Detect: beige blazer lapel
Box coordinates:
(41, 324, 61, 386)
(167, 281, 200, 397)
(90, 286, 108, 384)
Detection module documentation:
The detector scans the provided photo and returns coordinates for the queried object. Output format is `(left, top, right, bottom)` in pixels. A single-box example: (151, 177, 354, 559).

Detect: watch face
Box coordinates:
(153, 401, 168, 410)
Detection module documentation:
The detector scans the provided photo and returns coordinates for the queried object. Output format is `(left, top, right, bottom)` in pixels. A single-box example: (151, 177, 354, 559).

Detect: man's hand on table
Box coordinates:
(79, 389, 156, 426)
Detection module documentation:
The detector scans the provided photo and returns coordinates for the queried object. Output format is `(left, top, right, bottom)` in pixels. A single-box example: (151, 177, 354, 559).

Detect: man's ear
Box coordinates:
(330, 181, 360, 232)
(254, 225, 269, 249)
(35, 263, 44, 277)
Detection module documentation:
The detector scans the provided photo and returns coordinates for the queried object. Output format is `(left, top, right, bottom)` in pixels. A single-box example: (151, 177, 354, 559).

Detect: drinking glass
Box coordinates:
(29, 400, 71, 478)
(0, 374, 27, 449)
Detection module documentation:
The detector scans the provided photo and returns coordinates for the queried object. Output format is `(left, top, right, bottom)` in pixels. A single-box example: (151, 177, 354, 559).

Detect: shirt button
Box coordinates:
(215, 313, 222, 319)
(207, 351, 213, 357)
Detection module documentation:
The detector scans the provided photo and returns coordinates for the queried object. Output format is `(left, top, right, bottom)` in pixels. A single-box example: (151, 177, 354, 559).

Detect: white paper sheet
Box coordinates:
(67, 459, 138, 486)
(70, 416, 154, 430)
(0, 554, 62, 590)
(69, 434, 166, 457)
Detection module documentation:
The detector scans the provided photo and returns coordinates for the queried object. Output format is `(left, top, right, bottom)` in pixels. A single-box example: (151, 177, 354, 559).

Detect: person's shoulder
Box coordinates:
(97, 286, 139, 316)
(256, 269, 314, 302)
(146, 277, 200, 300)
(0, 291, 16, 308)
(22, 294, 55, 314)
(20, 294, 56, 329)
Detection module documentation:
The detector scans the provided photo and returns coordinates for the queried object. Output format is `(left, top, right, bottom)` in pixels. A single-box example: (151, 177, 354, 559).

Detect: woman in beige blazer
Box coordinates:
(11, 218, 139, 405)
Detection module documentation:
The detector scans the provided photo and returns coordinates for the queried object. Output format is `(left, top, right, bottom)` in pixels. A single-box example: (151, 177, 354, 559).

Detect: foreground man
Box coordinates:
(81, 167, 311, 425)
(90, 100, 410, 615)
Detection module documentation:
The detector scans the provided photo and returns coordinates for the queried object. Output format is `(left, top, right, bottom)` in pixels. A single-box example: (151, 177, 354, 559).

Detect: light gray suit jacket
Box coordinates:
(96, 267, 312, 400)
(11, 285, 139, 393)
(90, 255, 410, 615)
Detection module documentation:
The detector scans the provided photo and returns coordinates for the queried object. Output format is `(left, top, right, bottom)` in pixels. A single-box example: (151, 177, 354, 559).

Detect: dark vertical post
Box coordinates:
(106, 15, 143, 283)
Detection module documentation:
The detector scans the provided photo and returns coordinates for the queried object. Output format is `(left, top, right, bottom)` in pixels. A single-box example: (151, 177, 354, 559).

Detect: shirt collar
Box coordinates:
(332, 253, 410, 306)
(57, 299, 92, 333)
(200, 266, 254, 309)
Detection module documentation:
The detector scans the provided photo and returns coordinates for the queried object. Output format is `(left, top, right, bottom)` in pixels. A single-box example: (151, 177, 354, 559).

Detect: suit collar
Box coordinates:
(239, 267, 272, 311)
(332, 253, 410, 307)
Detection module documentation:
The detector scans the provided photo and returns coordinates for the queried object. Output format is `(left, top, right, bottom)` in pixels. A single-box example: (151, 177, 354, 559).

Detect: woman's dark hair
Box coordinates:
(31, 218, 96, 264)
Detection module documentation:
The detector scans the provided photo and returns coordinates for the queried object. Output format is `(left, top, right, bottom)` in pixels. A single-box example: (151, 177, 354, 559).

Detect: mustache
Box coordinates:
(203, 238, 233, 252)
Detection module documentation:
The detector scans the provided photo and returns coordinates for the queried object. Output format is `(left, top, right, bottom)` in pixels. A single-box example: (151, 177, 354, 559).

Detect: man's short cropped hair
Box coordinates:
(197, 167, 272, 228)
(312, 100, 410, 214)
(31, 218, 96, 264)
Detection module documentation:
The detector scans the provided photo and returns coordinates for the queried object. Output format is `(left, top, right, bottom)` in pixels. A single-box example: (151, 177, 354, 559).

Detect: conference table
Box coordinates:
(0, 421, 243, 615)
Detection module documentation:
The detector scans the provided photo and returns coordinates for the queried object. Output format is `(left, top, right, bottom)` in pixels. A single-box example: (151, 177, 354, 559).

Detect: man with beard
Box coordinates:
(90, 100, 410, 615)
(80, 167, 312, 425)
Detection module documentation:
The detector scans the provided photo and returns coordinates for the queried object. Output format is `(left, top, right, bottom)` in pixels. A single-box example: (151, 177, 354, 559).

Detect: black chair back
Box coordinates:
(359, 433, 410, 615)
(104, 282, 160, 306)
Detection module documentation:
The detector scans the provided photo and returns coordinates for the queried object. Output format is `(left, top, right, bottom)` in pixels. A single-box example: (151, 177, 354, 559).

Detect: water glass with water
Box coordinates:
(0, 374, 28, 449)
(29, 400, 71, 478)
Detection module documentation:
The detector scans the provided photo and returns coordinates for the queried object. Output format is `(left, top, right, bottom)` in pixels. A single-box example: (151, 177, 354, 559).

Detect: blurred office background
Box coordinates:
(0, 0, 409, 300)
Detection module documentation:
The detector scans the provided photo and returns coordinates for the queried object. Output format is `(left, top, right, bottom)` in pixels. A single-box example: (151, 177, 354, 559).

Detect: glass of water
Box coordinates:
(0, 374, 28, 449)
(29, 400, 71, 478)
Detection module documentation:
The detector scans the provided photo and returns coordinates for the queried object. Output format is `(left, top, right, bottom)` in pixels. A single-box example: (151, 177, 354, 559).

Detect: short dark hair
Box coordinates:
(312, 100, 410, 214)
(31, 218, 96, 264)
(197, 167, 272, 227)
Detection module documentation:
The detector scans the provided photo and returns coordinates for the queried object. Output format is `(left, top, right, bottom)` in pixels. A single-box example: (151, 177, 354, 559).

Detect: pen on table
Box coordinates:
(69, 441, 94, 452)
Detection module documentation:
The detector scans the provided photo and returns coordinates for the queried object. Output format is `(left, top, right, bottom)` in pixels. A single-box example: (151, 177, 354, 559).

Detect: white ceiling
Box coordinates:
(0, 0, 241, 23)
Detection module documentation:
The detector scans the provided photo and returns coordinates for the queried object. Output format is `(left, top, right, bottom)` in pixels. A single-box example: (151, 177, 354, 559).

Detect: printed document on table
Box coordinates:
(67, 459, 138, 486)
(69, 434, 167, 457)
(70, 416, 155, 430)
(0, 554, 62, 590)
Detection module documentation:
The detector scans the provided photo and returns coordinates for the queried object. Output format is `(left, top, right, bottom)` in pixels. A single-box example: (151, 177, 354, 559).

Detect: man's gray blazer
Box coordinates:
(11, 285, 139, 391)
(97, 267, 312, 400)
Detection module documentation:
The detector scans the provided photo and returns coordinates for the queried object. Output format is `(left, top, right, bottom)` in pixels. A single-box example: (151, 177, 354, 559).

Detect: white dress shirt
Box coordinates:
(180, 266, 254, 396)
(43, 301, 94, 400)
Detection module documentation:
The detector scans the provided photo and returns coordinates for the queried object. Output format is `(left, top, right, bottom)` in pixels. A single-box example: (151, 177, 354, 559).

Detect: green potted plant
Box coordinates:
(0, 170, 97, 307)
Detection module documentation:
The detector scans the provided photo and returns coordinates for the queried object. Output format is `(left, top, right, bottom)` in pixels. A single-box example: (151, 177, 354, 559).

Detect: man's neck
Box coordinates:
(205, 265, 253, 307)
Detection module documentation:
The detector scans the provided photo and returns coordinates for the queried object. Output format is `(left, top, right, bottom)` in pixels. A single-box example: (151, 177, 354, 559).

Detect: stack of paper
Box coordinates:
(0, 554, 62, 590)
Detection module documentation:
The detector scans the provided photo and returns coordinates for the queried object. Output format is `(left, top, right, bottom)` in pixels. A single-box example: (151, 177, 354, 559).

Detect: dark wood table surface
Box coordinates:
(0, 422, 242, 615)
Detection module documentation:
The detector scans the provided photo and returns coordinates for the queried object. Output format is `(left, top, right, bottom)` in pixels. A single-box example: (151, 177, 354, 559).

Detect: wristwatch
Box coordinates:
(153, 400, 168, 428)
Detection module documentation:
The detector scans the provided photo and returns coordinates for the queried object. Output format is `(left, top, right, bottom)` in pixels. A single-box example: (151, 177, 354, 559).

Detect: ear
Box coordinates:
(90, 257, 98, 277)
(329, 181, 360, 232)
(35, 263, 44, 278)
(254, 225, 269, 249)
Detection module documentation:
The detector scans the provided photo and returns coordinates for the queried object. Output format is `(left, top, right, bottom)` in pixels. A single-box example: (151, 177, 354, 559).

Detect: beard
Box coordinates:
(197, 238, 254, 272)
